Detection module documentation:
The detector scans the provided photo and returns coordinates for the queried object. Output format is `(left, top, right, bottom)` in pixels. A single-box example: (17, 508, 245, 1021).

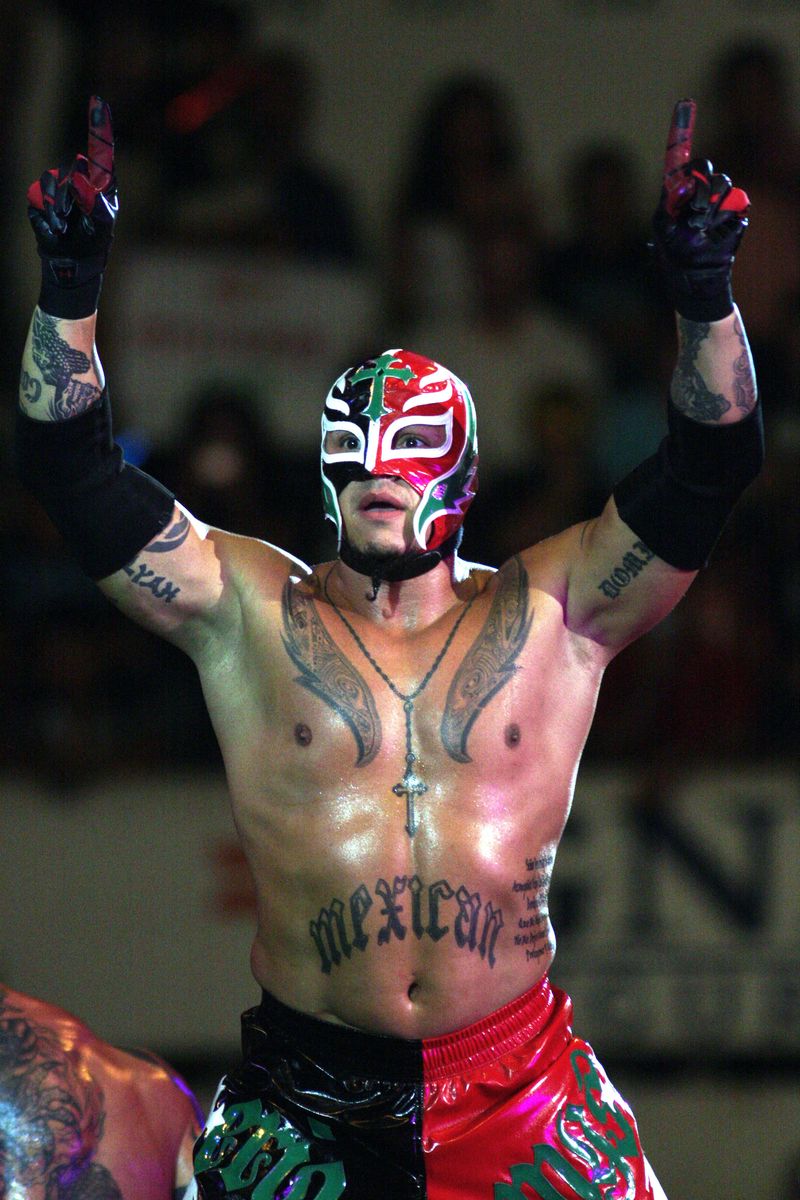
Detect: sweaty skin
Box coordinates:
(17, 298, 756, 1039)
(0, 986, 202, 1199)
(17, 286, 757, 1040)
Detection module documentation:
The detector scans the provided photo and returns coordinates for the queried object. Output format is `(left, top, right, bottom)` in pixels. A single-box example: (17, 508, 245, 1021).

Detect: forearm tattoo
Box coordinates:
(732, 312, 757, 413)
(29, 309, 102, 420)
(0, 989, 123, 1198)
(670, 319, 731, 421)
(308, 874, 504, 973)
(282, 579, 381, 765)
(441, 555, 533, 763)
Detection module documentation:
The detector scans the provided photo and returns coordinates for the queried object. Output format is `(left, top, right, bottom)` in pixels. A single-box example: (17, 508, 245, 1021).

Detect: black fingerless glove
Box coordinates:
(27, 97, 118, 320)
(651, 157, 749, 323)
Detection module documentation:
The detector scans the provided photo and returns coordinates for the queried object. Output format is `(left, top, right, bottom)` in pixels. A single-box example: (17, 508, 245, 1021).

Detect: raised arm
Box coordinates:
(563, 99, 763, 653)
(15, 98, 240, 648)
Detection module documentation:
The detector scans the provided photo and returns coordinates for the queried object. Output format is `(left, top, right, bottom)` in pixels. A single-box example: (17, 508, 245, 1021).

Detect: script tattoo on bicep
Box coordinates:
(122, 561, 181, 602)
(281, 580, 381, 765)
(308, 874, 504, 973)
(597, 540, 655, 600)
(0, 989, 123, 1197)
(512, 852, 555, 963)
(441, 555, 533, 763)
(120, 515, 189, 602)
(30, 309, 102, 420)
(671, 318, 731, 421)
(732, 312, 757, 413)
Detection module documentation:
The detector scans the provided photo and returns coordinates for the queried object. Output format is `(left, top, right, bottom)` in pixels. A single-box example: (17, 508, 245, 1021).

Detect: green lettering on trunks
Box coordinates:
(494, 1049, 642, 1199)
(194, 1098, 346, 1198)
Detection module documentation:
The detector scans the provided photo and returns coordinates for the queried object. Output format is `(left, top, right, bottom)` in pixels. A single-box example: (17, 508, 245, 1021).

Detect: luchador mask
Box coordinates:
(321, 349, 478, 553)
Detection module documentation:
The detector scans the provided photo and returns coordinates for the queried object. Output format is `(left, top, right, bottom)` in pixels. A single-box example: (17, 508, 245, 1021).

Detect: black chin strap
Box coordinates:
(339, 528, 463, 601)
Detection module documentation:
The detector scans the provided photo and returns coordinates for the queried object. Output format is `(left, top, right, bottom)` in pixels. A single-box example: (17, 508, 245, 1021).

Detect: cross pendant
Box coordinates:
(392, 770, 428, 838)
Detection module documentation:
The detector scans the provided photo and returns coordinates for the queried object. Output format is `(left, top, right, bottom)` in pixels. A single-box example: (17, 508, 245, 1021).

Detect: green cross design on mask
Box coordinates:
(350, 353, 417, 422)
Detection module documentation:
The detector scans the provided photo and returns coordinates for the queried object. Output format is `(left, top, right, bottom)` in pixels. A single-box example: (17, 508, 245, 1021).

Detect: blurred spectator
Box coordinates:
(541, 139, 668, 394)
(705, 38, 800, 195)
(160, 42, 365, 264)
(703, 38, 800, 419)
(145, 377, 317, 553)
(406, 207, 608, 487)
(384, 72, 545, 330)
(472, 379, 606, 565)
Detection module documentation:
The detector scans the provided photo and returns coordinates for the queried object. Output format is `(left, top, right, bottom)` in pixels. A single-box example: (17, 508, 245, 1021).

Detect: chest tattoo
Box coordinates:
(281, 580, 381, 766)
(441, 555, 534, 762)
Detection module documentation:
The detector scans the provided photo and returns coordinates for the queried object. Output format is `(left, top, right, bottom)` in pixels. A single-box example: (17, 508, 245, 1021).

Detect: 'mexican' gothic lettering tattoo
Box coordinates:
(671, 319, 731, 421)
(0, 989, 123, 1198)
(282, 580, 381, 765)
(597, 540, 655, 599)
(441, 555, 533, 762)
(511, 853, 555, 963)
(309, 875, 505, 973)
(30, 309, 103, 420)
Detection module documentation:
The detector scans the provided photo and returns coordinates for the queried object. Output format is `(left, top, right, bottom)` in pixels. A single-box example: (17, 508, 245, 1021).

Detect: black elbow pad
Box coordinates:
(613, 400, 764, 570)
(15, 389, 175, 580)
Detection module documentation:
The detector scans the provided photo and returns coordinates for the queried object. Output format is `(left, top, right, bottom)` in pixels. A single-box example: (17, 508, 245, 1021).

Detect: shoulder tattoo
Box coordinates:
(0, 989, 123, 1197)
(441, 555, 534, 763)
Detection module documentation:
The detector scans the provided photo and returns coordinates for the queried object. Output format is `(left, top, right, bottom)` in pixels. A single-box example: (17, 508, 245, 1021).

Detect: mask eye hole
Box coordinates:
(324, 430, 362, 454)
(391, 423, 447, 451)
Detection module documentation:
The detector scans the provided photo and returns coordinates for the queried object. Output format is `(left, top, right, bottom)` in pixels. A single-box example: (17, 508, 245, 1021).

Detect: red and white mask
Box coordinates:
(321, 349, 478, 552)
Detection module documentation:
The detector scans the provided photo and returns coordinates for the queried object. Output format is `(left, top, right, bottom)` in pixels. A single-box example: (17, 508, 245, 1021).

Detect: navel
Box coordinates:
(505, 723, 521, 748)
(294, 723, 313, 747)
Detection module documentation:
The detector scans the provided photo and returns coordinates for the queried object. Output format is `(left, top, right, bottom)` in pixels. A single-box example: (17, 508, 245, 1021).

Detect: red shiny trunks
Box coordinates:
(193, 977, 667, 1198)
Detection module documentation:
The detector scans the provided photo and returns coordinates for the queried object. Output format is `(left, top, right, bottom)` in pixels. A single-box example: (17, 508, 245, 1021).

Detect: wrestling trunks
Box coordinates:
(192, 977, 666, 1198)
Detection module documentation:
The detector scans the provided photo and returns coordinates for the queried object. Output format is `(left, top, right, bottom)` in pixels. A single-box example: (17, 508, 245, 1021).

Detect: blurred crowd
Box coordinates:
(0, 2, 797, 787)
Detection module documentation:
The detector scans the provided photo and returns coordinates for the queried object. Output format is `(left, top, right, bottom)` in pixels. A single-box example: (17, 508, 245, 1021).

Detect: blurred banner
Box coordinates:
(1, 765, 797, 1061)
(110, 249, 380, 449)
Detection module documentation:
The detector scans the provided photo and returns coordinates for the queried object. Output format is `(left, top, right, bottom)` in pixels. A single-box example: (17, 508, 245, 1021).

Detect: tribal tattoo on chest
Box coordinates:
(280, 555, 534, 767)
(441, 555, 533, 762)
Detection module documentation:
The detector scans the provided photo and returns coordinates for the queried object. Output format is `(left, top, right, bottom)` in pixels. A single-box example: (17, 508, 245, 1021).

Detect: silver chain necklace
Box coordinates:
(323, 571, 475, 837)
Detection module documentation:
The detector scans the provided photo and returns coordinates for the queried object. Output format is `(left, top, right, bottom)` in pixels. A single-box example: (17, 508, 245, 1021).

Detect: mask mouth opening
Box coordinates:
(339, 526, 464, 601)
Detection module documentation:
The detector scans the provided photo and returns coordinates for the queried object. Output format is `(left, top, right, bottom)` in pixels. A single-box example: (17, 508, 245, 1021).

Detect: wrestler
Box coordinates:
(16, 97, 761, 1198)
(0, 984, 203, 1198)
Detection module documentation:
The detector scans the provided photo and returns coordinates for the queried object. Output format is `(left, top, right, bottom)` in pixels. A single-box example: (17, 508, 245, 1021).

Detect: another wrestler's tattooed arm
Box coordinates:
(282, 579, 381, 765)
(0, 989, 123, 1198)
(442, 555, 533, 763)
(671, 311, 756, 423)
(19, 307, 103, 421)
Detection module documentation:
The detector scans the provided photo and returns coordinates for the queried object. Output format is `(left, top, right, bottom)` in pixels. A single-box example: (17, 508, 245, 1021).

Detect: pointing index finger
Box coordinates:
(86, 95, 114, 191)
(663, 98, 696, 217)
